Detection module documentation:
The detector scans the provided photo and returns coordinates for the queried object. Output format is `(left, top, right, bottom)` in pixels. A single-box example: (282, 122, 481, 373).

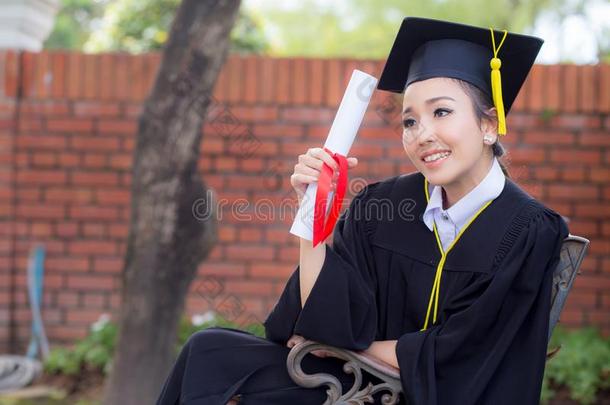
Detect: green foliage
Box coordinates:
(44, 0, 109, 49)
(541, 326, 610, 404)
(44, 312, 266, 376)
(46, 0, 270, 53)
(258, 0, 555, 58)
(44, 317, 117, 376)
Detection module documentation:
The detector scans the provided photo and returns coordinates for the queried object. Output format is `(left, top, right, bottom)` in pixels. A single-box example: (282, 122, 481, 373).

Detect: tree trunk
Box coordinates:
(102, 1, 241, 404)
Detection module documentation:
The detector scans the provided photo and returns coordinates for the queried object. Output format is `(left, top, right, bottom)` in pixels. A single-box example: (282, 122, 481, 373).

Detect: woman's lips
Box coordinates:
(422, 151, 451, 168)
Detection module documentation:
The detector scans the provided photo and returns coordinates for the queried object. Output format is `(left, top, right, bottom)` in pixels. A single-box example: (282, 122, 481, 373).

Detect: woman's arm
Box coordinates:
(364, 340, 399, 368)
(299, 238, 326, 308)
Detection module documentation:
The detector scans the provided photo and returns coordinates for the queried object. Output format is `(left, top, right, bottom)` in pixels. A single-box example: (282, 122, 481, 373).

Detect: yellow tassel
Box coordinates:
(489, 28, 508, 136)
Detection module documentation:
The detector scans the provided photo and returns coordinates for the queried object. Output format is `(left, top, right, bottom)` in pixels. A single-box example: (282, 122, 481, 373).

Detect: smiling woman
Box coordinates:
(156, 16, 570, 405)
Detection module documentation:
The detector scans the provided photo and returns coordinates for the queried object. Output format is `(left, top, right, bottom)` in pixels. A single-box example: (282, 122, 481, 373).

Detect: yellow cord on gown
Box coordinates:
(420, 178, 494, 331)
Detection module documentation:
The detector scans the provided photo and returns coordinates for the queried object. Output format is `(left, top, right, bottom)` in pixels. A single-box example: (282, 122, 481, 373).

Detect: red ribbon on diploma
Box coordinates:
(312, 147, 349, 247)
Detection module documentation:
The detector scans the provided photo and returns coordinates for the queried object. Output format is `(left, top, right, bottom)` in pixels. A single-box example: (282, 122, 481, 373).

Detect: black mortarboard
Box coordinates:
(377, 16, 544, 135)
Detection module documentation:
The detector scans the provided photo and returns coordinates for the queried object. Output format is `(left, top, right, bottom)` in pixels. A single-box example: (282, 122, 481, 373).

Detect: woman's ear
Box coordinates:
(481, 107, 499, 142)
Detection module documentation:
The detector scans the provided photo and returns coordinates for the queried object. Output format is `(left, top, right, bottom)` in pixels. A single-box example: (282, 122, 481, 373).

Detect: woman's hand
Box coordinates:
(286, 334, 333, 358)
(290, 147, 358, 201)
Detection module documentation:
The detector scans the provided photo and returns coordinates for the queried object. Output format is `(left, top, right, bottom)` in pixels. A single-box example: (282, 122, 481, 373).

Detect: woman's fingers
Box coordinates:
(309, 147, 339, 172)
(294, 162, 320, 178)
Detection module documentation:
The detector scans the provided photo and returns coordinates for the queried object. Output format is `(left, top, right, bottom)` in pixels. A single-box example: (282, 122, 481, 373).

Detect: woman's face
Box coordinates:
(401, 77, 495, 189)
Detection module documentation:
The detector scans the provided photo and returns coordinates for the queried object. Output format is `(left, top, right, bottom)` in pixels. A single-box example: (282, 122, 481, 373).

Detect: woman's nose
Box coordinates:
(416, 119, 435, 144)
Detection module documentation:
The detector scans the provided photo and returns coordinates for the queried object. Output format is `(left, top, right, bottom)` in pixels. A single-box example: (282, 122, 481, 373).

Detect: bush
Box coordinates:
(44, 312, 265, 376)
(541, 326, 610, 404)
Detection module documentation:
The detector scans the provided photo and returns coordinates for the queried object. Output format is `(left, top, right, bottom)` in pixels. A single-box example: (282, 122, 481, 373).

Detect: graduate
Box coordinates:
(155, 17, 570, 405)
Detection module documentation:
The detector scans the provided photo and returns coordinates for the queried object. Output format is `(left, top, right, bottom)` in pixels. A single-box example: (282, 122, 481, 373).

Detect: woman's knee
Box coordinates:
(186, 327, 253, 352)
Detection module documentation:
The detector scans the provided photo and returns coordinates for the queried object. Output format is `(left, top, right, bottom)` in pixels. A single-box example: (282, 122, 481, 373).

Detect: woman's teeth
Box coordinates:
(423, 151, 451, 162)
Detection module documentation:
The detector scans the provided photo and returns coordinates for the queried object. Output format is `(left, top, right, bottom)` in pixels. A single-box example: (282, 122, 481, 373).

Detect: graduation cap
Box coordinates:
(377, 17, 544, 136)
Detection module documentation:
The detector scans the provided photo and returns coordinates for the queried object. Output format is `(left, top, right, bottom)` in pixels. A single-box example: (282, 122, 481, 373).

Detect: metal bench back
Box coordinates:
(548, 234, 590, 342)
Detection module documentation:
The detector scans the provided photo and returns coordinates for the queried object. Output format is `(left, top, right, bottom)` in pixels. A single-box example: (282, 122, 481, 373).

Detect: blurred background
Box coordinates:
(0, 0, 608, 404)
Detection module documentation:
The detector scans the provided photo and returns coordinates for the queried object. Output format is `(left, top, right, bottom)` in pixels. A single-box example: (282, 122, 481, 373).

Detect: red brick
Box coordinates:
(69, 205, 119, 221)
(259, 57, 275, 104)
(71, 136, 120, 152)
(54, 222, 79, 237)
(197, 262, 246, 278)
(82, 293, 107, 308)
(230, 106, 278, 122)
(114, 54, 129, 100)
(108, 154, 132, 170)
(74, 101, 120, 117)
(251, 124, 302, 139)
(82, 153, 107, 168)
(93, 258, 123, 273)
(522, 131, 575, 145)
(45, 187, 93, 203)
(548, 184, 599, 200)
(600, 64, 610, 113)
(292, 58, 307, 104)
(108, 224, 129, 238)
(71, 172, 118, 186)
(275, 58, 290, 105)
(68, 241, 117, 255)
(579, 64, 597, 113)
(243, 56, 259, 104)
(545, 64, 561, 111)
(249, 263, 295, 279)
(224, 280, 273, 296)
(30, 222, 53, 237)
(95, 189, 131, 204)
(550, 149, 601, 164)
(579, 132, 610, 147)
(308, 59, 325, 105)
(20, 100, 70, 116)
(35, 51, 51, 99)
(21, 52, 36, 98)
(31, 152, 57, 167)
(50, 51, 66, 99)
(97, 120, 136, 134)
(66, 309, 106, 323)
(66, 52, 82, 99)
(574, 203, 610, 219)
(46, 257, 89, 272)
(47, 119, 93, 133)
(17, 170, 66, 185)
(281, 107, 335, 123)
(561, 64, 578, 113)
(227, 56, 243, 103)
(128, 53, 145, 101)
(560, 166, 586, 182)
(83, 53, 99, 99)
(505, 148, 546, 164)
(225, 245, 274, 261)
(526, 65, 545, 111)
(589, 168, 610, 183)
(16, 135, 67, 150)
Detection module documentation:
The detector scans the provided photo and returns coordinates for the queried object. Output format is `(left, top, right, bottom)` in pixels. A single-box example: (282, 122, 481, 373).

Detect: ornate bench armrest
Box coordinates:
(286, 336, 403, 404)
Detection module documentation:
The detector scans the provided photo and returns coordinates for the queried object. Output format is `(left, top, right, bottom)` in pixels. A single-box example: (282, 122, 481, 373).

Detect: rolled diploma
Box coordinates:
(290, 69, 378, 241)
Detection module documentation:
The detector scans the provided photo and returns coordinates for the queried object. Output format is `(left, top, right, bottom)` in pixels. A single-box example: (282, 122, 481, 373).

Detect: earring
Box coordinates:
(483, 134, 494, 144)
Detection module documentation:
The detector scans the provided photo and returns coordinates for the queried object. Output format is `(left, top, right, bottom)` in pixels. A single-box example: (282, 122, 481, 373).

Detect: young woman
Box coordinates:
(156, 17, 569, 405)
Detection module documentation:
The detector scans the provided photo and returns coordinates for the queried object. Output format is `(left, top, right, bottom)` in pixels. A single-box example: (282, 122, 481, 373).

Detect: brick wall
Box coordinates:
(0, 50, 608, 351)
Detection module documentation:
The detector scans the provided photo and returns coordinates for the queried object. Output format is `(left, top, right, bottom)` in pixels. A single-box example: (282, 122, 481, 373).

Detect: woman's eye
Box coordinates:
(403, 118, 415, 128)
(434, 108, 452, 117)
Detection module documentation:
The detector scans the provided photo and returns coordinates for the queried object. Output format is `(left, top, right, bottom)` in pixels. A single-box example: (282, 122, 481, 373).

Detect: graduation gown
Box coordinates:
(264, 171, 569, 405)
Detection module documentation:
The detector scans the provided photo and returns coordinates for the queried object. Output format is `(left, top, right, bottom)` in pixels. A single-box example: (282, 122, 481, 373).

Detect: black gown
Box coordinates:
(156, 171, 569, 405)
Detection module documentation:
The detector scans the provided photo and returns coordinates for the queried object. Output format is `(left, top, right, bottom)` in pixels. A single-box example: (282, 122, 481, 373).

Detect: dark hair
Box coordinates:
(450, 78, 511, 178)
